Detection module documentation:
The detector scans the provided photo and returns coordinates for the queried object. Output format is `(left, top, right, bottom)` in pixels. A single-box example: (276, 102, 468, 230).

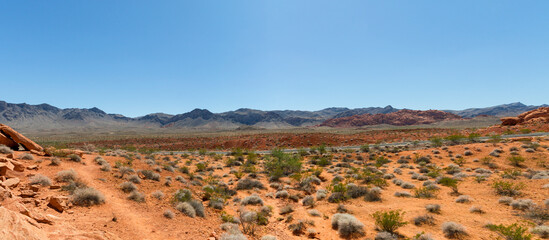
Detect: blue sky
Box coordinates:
(1, 1, 548, 117)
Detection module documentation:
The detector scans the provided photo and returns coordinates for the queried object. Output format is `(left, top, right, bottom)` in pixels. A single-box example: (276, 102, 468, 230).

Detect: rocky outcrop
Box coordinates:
(320, 109, 462, 127)
(0, 124, 43, 152)
(501, 107, 549, 126)
(0, 207, 48, 240)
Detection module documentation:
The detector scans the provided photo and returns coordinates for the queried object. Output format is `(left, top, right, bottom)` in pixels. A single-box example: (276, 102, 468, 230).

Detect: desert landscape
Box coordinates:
(0, 107, 548, 240)
(2, 1, 549, 239)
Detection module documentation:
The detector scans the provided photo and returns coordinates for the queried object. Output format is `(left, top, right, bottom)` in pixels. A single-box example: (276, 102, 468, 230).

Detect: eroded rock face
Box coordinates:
(320, 109, 462, 127)
(500, 107, 549, 126)
(0, 124, 43, 152)
(0, 207, 48, 240)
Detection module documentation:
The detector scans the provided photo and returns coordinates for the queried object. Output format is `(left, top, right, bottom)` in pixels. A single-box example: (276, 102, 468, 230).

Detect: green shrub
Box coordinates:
(372, 210, 408, 233)
(414, 186, 438, 199)
(439, 177, 460, 194)
(492, 180, 525, 196)
(72, 187, 105, 206)
(264, 149, 302, 180)
(486, 222, 533, 240)
(508, 155, 526, 167)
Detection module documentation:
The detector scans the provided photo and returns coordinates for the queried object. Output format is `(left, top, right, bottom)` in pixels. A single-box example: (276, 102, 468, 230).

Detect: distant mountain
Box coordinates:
(444, 102, 549, 118)
(320, 109, 462, 127)
(0, 100, 546, 131)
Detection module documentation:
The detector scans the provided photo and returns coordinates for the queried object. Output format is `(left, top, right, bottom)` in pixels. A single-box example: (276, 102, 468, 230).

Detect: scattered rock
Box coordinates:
(2, 177, 20, 189)
(48, 196, 68, 213)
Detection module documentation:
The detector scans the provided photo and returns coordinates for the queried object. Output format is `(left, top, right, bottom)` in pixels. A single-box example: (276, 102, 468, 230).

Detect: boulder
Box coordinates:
(501, 117, 521, 126)
(47, 196, 68, 213)
(0, 124, 43, 152)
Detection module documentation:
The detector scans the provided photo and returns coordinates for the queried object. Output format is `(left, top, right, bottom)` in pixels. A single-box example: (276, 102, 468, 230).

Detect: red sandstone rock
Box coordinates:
(501, 107, 549, 126)
(0, 124, 43, 152)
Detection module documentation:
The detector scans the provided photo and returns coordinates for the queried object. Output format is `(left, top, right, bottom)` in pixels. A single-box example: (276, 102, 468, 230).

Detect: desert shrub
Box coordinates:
(486, 222, 533, 240)
(140, 170, 160, 181)
(425, 204, 441, 214)
(49, 157, 61, 166)
(524, 205, 549, 222)
(308, 209, 321, 217)
(499, 196, 514, 205)
(128, 190, 146, 202)
(264, 149, 302, 180)
(275, 190, 289, 198)
(151, 190, 164, 200)
(413, 215, 435, 226)
(439, 177, 460, 194)
(242, 194, 264, 206)
(67, 154, 82, 162)
(414, 187, 438, 199)
(120, 182, 137, 193)
(412, 232, 434, 240)
(173, 189, 193, 203)
(288, 220, 306, 235)
(0, 144, 13, 154)
(20, 153, 34, 160)
(302, 195, 315, 207)
(365, 187, 382, 202)
(176, 202, 196, 217)
(163, 210, 174, 219)
(189, 199, 205, 217)
(331, 213, 365, 238)
(375, 231, 398, 240)
(493, 180, 525, 196)
(372, 210, 408, 233)
(442, 222, 467, 239)
(316, 189, 327, 200)
(72, 187, 105, 206)
(280, 205, 294, 215)
(394, 191, 411, 198)
(469, 206, 484, 214)
(236, 178, 264, 190)
(455, 195, 472, 203)
(209, 199, 224, 210)
(328, 183, 348, 203)
(118, 166, 134, 178)
(29, 174, 52, 186)
(100, 162, 112, 171)
(532, 225, 549, 238)
(508, 155, 526, 167)
(127, 174, 141, 184)
(346, 183, 368, 198)
(56, 169, 78, 182)
(511, 199, 535, 211)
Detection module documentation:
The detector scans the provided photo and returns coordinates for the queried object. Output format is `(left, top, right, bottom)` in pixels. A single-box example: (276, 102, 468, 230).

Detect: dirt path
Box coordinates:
(70, 155, 157, 240)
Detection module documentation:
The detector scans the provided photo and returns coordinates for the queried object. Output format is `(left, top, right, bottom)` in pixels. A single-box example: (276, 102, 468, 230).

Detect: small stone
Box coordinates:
(2, 177, 20, 188)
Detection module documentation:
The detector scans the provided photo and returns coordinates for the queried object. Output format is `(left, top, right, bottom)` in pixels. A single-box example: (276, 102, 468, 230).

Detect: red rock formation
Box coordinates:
(500, 107, 549, 126)
(320, 109, 462, 127)
(0, 124, 43, 152)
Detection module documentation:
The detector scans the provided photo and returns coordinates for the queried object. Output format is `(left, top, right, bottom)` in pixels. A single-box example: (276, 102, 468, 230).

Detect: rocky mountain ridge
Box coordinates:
(0, 100, 545, 131)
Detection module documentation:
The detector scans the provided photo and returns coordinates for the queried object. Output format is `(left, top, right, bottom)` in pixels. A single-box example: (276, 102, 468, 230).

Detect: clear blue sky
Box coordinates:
(1, 1, 548, 117)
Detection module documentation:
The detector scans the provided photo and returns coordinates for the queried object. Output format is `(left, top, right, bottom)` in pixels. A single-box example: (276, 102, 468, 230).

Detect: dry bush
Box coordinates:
(29, 174, 52, 186)
(442, 222, 467, 239)
(128, 190, 146, 202)
(72, 187, 105, 206)
(331, 213, 365, 238)
(56, 169, 78, 182)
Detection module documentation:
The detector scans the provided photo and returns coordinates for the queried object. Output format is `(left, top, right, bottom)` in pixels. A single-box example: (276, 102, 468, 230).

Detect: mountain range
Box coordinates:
(0, 100, 546, 131)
